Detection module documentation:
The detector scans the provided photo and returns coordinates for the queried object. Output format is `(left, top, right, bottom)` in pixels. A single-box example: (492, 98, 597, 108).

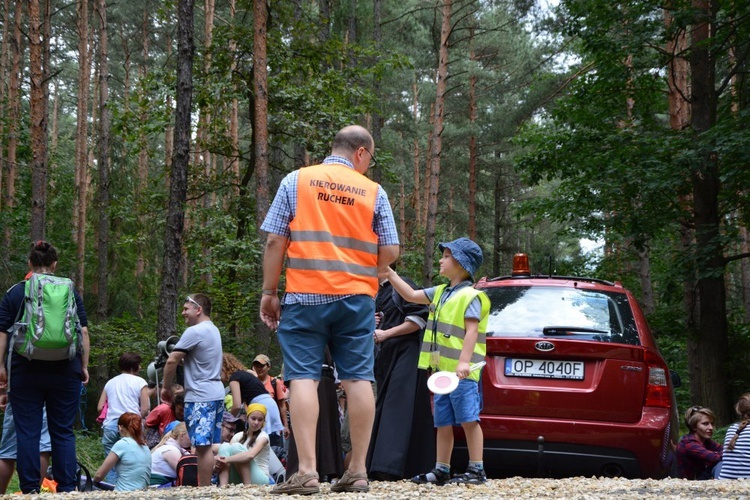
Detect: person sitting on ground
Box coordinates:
(149, 422, 191, 486)
(94, 413, 152, 490)
(98, 352, 149, 478)
(214, 403, 272, 485)
(676, 405, 722, 479)
(718, 393, 750, 479)
(146, 385, 184, 436)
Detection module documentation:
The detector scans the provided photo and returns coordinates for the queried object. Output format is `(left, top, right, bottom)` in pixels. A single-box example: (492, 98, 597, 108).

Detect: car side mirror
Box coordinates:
(670, 370, 681, 388)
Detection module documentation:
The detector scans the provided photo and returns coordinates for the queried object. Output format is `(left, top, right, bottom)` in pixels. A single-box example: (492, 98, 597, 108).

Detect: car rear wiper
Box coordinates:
(542, 326, 610, 336)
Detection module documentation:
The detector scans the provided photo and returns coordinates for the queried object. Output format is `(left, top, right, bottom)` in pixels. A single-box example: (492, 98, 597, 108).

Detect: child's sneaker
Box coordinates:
(411, 468, 451, 485)
(449, 468, 487, 485)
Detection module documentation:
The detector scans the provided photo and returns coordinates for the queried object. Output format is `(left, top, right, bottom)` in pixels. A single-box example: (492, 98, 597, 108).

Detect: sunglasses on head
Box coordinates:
(186, 296, 201, 308)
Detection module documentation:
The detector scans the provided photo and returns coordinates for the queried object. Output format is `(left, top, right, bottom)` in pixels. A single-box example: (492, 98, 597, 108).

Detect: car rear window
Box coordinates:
(481, 285, 640, 345)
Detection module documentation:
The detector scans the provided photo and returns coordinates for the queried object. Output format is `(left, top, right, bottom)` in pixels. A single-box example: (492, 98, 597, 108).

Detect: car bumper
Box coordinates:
(452, 407, 676, 479)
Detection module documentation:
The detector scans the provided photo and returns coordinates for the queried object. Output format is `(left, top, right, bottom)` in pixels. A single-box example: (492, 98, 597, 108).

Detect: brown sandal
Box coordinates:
(270, 471, 320, 495)
(330, 469, 370, 493)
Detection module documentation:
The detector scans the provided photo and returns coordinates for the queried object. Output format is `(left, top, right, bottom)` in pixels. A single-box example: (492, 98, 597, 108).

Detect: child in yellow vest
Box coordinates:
(383, 237, 489, 485)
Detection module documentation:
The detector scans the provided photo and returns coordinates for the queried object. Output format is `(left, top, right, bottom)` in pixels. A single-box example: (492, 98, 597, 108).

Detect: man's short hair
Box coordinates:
(187, 293, 212, 317)
(331, 126, 373, 155)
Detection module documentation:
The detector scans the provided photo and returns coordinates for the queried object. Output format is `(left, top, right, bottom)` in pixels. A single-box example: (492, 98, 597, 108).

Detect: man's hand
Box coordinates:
(81, 367, 90, 385)
(260, 294, 281, 330)
(0, 366, 7, 389)
(456, 360, 470, 380)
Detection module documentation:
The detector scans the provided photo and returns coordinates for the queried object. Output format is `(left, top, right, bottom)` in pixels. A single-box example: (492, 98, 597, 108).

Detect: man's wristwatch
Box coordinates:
(262, 289, 278, 295)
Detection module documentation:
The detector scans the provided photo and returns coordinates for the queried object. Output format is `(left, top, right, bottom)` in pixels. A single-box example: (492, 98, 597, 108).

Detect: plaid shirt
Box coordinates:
(261, 156, 399, 305)
(676, 433, 722, 479)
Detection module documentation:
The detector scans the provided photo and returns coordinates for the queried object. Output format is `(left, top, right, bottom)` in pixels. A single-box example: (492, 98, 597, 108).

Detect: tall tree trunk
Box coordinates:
(689, 0, 730, 425)
(422, 0, 451, 285)
(228, 0, 240, 198)
(157, 0, 194, 341)
(74, 0, 91, 291)
(136, 10, 151, 317)
(254, 0, 269, 232)
(371, 0, 383, 183)
(95, 0, 111, 319)
(467, 25, 477, 241)
(29, 0, 47, 241)
(164, 33, 174, 186)
(3, 0, 22, 249)
(411, 75, 421, 236)
(0, 0, 10, 205)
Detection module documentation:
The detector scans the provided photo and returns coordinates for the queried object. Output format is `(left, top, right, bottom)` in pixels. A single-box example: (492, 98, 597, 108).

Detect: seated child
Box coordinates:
(214, 403, 272, 485)
(150, 423, 191, 486)
(94, 413, 152, 490)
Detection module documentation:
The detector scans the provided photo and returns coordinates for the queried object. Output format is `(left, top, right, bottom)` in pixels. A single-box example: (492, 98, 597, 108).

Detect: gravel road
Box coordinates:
(13, 477, 750, 499)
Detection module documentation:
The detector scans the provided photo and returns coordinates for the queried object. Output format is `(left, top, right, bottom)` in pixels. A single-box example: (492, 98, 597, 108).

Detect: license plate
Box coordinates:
(505, 358, 585, 380)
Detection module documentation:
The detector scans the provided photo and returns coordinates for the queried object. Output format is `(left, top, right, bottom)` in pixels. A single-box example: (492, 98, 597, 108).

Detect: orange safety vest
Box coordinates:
(286, 162, 380, 297)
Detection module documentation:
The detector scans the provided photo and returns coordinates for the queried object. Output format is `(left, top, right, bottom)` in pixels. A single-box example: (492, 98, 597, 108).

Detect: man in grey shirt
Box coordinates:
(162, 294, 223, 487)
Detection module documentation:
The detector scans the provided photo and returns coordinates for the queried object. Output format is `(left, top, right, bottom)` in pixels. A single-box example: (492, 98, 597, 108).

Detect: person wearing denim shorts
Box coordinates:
(161, 293, 223, 487)
(384, 237, 490, 485)
(0, 403, 52, 494)
(260, 125, 400, 495)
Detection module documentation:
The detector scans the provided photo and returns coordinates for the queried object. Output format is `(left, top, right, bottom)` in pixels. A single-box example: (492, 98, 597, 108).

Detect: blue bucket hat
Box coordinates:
(438, 237, 483, 281)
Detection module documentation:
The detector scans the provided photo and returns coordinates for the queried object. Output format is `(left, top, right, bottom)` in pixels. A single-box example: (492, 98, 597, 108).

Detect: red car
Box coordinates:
(452, 254, 680, 479)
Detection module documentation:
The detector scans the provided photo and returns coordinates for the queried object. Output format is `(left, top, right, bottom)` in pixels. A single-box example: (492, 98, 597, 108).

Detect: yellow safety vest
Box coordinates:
(418, 284, 490, 382)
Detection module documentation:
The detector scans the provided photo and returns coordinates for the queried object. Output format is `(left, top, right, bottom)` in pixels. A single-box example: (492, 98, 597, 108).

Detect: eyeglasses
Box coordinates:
(361, 147, 378, 169)
(185, 296, 201, 308)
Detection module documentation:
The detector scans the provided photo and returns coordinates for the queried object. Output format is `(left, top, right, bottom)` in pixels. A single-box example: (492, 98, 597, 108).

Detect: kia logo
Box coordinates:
(535, 341, 555, 352)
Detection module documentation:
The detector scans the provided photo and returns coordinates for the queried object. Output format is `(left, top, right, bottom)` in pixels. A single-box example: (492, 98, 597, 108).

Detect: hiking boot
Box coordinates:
(411, 468, 451, 485)
(448, 468, 487, 485)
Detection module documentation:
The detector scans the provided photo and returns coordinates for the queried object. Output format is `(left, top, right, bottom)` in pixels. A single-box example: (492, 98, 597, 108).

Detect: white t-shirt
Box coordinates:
(103, 373, 148, 427)
(230, 430, 270, 477)
(150, 439, 182, 479)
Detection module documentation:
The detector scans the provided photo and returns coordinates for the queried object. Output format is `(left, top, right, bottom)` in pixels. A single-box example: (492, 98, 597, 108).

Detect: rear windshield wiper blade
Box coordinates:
(542, 326, 609, 336)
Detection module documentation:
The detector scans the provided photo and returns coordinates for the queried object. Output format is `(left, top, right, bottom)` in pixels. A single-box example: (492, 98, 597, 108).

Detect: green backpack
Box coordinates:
(9, 273, 81, 361)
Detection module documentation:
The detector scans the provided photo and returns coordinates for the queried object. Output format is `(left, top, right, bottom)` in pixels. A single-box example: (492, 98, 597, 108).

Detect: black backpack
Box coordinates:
(175, 452, 199, 486)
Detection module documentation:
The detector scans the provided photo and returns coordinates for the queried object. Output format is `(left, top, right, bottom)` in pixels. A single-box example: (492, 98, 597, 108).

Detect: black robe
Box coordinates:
(367, 278, 436, 480)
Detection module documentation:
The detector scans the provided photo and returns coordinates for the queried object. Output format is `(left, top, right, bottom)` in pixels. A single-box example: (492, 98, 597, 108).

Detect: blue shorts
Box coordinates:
(0, 403, 52, 458)
(184, 400, 223, 447)
(433, 379, 481, 427)
(278, 295, 375, 382)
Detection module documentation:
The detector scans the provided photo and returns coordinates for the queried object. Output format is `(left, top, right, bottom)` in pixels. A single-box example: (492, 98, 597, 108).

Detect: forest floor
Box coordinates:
(9, 476, 750, 498)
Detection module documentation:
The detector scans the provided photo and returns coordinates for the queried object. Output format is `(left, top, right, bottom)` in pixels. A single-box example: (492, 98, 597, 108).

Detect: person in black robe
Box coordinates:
(366, 276, 435, 481)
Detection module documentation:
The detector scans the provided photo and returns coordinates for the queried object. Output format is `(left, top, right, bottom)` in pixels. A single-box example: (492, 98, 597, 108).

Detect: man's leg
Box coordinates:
(195, 445, 214, 486)
(288, 378, 320, 485)
(340, 379, 374, 485)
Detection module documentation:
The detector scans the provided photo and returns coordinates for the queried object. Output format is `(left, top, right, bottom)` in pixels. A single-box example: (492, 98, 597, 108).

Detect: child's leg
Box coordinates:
(461, 420, 484, 462)
(249, 460, 270, 485)
(436, 426, 455, 464)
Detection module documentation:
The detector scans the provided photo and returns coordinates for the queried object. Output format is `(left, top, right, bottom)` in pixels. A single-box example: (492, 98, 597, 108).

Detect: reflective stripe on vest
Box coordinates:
(287, 163, 379, 297)
(418, 285, 490, 382)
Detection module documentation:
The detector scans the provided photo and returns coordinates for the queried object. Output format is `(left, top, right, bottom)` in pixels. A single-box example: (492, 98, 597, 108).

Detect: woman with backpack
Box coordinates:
(214, 403, 272, 485)
(94, 413, 151, 490)
(0, 241, 90, 494)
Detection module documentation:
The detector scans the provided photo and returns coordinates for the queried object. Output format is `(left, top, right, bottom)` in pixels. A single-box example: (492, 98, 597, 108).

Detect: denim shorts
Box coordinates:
(433, 378, 481, 427)
(277, 295, 375, 381)
(0, 403, 52, 458)
(184, 400, 223, 447)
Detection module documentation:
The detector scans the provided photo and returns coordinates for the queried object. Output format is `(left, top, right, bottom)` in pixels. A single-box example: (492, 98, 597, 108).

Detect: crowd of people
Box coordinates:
(2, 125, 749, 495)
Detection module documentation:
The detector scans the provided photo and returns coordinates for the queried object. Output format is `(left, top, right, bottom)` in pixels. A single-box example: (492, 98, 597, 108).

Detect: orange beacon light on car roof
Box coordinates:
(512, 253, 530, 276)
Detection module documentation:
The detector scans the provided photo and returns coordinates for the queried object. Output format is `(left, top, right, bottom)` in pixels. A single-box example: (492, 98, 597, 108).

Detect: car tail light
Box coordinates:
(643, 349, 670, 408)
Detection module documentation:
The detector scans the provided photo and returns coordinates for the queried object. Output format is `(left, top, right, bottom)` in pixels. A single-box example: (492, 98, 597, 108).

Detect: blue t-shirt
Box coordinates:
(111, 437, 151, 490)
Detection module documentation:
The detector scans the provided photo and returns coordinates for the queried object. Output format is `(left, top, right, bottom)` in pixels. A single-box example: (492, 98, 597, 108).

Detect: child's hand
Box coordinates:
(378, 266, 394, 280)
(456, 361, 470, 379)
